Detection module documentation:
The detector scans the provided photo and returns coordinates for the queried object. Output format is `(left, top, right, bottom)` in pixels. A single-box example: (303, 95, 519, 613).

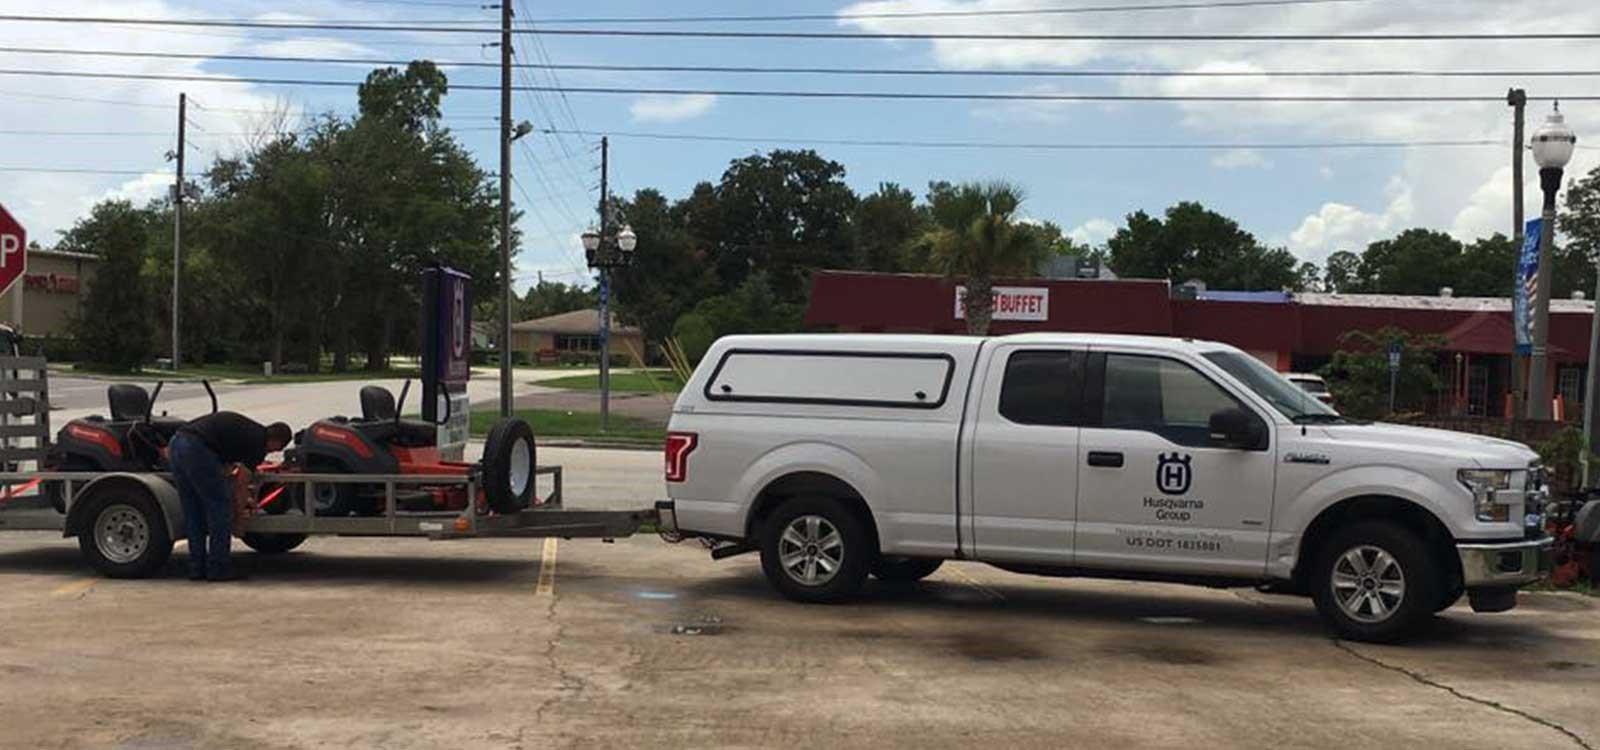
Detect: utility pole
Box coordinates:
(1509, 88, 1526, 419)
(497, 1, 513, 417)
(172, 91, 185, 371)
(597, 136, 611, 433)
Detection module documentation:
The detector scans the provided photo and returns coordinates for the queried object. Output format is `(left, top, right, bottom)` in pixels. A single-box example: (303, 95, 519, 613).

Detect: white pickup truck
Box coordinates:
(657, 333, 1551, 642)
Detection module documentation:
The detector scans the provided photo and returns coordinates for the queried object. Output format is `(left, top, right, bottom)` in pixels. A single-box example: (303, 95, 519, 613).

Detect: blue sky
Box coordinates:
(1, 0, 1596, 294)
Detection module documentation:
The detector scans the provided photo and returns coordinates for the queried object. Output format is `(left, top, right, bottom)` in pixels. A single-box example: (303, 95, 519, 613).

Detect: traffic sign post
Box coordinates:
(0, 204, 25, 300)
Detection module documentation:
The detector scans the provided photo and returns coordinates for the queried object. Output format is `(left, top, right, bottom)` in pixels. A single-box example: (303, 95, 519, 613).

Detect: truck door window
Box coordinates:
(998, 350, 1084, 426)
(1101, 354, 1257, 448)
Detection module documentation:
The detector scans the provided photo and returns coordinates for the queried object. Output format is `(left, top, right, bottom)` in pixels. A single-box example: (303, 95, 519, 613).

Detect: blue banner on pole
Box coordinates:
(1513, 218, 1542, 356)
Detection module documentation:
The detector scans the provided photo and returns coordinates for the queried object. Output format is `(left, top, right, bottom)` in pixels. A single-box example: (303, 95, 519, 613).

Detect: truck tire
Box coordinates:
(1311, 521, 1438, 643)
(872, 556, 943, 583)
(759, 497, 872, 603)
(241, 533, 307, 555)
(77, 487, 172, 579)
(482, 418, 537, 514)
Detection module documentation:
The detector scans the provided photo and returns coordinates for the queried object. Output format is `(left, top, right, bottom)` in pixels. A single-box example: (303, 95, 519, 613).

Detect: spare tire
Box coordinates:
(482, 417, 536, 514)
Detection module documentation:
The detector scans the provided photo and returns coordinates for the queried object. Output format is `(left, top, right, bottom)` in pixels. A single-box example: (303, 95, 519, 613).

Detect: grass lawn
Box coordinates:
(536, 369, 684, 394)
(470, 408, 665, 442)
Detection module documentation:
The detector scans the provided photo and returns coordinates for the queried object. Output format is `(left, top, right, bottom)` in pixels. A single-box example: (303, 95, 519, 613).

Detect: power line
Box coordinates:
(539, 128, 1504, 151)
(0, 166, 171, 176)
(3, 15, 1597, 42)
(4, 46, 1596, 80)
(524, 0, 1376, 23)
(0, 69, 1590, 102)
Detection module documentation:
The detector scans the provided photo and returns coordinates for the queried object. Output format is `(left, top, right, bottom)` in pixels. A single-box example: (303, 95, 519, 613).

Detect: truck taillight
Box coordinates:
(665, 431, 698, 483)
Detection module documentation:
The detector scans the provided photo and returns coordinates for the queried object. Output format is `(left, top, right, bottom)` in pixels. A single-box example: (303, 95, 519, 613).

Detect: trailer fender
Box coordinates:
(62, 473, 183, 540)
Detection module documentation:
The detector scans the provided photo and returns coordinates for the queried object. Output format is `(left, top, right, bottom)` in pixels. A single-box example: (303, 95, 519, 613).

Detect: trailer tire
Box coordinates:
(241, 533, 307, 555)
(759, 497, 871, 603)
(1311, 521, 1437, 643)
(872, 556, 943, 583)
(77, 487, 172, 579)
(482, 418, 537, 514)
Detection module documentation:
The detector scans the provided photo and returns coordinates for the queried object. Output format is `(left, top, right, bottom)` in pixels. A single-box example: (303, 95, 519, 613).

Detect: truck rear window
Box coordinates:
(703, 349, 954, 408)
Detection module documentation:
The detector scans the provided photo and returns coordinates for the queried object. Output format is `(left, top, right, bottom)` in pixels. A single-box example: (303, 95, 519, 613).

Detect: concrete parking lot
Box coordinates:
(0, 447, 1596, 750)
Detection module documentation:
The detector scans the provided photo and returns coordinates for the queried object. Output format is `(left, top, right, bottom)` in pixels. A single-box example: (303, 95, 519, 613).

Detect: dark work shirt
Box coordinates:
(179, 411, 269, 466)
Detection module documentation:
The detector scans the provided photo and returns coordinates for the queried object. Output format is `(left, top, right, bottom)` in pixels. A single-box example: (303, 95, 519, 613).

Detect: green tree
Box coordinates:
(1294, 261, 1322, 292)
(708, 149, 859, 301)
(922, 181, 1046, 335)
(853, 182, 925, 272)
(1105, 201, 1297, 290)
(520, 280, 596, 320)
(1453, 233, 1516, 297)
(612, 188, 717, 345)
(671, 272, 802, 361)
(1323, 250, 1361, 292)
(1356, 229, 1463, 295)
(357, 60, 448, 133)
(63, 201, 156, 371)
(1320, 327, 1445, 419)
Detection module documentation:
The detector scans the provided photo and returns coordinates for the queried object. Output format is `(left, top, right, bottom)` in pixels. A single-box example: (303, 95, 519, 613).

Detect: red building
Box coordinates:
(804, 270, 1597, 418)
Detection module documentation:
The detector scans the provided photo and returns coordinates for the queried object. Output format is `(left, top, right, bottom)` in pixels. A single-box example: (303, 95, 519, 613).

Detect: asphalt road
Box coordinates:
(0, 445, 1596, 750)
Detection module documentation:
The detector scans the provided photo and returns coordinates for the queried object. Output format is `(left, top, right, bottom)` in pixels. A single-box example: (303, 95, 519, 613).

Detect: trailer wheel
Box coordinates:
(241, 533, 307, 555)
(77, 487, 172, 579)
(482, 418, 536, 514)
(872, 556, 943, 583)
(760, 497, 872, 603)
(1311, 521, 1437, 643)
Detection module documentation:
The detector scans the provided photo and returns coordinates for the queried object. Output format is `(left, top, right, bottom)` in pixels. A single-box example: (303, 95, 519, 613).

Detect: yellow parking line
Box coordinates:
(51, 579, 96, 598)
(535, 538, 559, 596)
(948, 566, 1006, 602)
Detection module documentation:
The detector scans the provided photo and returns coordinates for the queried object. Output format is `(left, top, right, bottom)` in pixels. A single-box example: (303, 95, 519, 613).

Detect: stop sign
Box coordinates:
(0, 204, 24, 298)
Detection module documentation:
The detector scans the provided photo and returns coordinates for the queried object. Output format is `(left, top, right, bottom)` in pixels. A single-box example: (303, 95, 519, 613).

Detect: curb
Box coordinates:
(535, 438, 663, 452)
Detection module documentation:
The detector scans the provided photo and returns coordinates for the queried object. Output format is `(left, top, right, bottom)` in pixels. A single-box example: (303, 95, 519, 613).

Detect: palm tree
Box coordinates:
(922, 181, 1043, 335)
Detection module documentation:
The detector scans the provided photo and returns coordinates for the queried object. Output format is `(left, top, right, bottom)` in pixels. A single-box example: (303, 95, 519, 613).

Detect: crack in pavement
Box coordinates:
(1332, 639, 1594, 750)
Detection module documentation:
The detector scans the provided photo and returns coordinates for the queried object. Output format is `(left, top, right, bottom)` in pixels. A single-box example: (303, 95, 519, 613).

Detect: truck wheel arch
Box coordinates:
(746, 471, 881, 557)
(1292, 495, 1461, 594)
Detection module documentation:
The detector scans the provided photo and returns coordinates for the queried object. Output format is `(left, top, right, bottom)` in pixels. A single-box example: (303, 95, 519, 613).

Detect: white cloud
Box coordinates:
(1288, 178, 1414, 262)
(1210, 148, 1270, 170)
(1068, 218, 1117, 247)
(251, 37, 379, 59)
(629, 94, 717, 123)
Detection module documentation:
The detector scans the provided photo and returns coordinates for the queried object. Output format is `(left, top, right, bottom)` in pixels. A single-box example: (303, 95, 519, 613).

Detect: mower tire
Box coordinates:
(483, 417, 537, 514)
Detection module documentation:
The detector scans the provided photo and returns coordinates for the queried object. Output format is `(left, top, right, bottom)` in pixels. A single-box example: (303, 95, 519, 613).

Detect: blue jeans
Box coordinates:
(169, 433, 233, 578)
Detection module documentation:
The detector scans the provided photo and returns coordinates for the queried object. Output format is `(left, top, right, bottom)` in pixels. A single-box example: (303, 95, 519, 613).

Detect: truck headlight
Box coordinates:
(1458, 469, 1514, 522)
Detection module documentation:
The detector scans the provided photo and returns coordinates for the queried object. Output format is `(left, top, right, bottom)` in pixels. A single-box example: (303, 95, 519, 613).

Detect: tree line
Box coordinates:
(67, 62, 501, 372)
(49, 60, 1600, 371)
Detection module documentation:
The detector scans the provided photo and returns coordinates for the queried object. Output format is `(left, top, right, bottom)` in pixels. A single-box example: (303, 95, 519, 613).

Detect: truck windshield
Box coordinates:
(1202, 352, 1340, 421)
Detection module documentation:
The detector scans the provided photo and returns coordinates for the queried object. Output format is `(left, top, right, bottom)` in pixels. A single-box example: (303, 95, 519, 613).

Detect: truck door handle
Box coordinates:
(1086, 451, 1124, 468)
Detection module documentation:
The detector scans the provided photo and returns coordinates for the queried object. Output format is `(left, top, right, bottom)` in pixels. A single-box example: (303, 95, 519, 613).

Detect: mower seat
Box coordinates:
(108, 384, 150, 421)
(355, 386, 436, 447)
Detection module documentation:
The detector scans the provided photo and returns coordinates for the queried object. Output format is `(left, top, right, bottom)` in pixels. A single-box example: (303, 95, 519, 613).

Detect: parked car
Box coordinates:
(658, 333, 1551, 643)
(1286, 372, 1337, 410)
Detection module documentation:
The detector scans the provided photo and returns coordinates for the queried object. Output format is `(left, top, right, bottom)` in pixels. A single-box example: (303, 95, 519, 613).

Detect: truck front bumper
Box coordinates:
(1456, 537, 1552, 588)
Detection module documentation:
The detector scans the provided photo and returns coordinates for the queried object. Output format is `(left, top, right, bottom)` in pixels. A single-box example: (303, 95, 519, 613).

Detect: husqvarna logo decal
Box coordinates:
(1156, 452, 1193, 495)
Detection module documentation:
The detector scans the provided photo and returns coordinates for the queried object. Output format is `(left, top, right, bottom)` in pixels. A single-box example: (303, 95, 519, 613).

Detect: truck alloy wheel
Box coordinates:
(1330, 545, 1406, 623)
(759, 497, 871, 603)
(1311, 521, 1436, 643)
(779, 515, 845, 586)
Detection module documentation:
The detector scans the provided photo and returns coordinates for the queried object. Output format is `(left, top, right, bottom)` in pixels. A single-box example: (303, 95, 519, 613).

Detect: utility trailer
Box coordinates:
(0, 467, 659, 578)
(0, 354, 658, 578)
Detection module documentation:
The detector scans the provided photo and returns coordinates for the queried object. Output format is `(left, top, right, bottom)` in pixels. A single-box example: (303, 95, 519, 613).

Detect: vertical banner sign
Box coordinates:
(422, 266, 473, 460)
(1513, 218, 1542, 356)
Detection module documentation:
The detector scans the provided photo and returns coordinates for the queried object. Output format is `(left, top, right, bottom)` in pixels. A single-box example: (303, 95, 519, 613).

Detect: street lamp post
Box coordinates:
(1527, 102, 1577, 421)
(581, 224, 638, 434)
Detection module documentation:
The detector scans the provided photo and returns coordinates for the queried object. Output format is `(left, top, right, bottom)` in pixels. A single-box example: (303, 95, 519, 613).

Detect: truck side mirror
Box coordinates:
(1208, 407, 1264, 450)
